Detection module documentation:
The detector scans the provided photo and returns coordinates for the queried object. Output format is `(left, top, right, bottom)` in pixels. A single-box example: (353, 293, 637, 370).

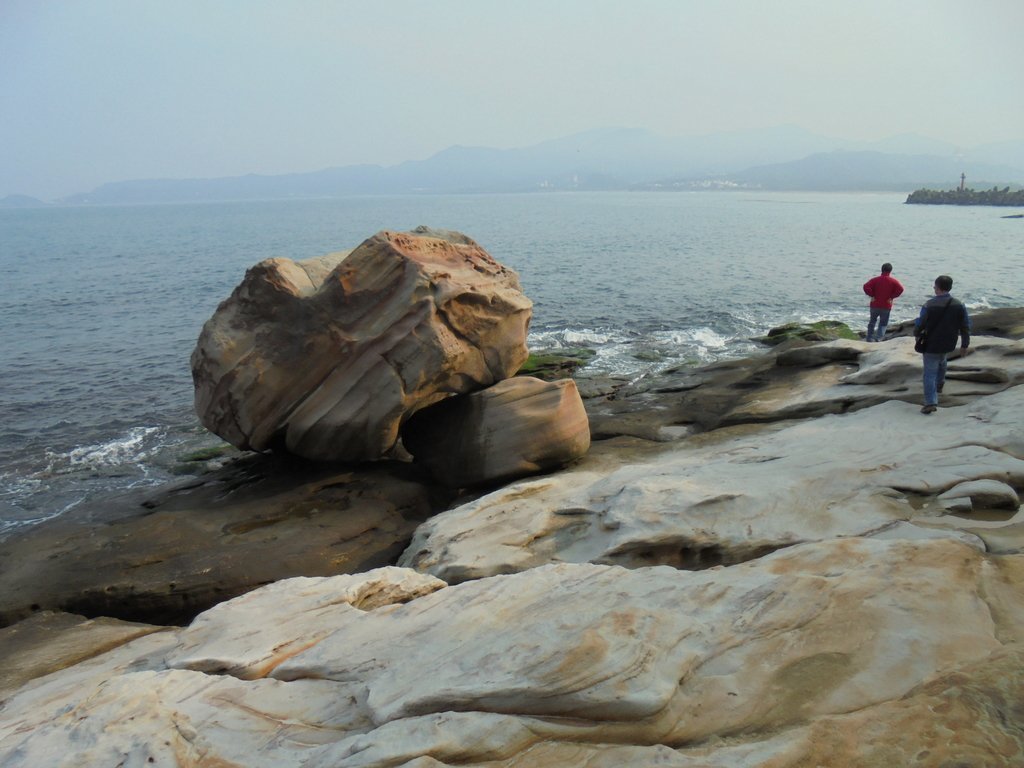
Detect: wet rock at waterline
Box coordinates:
(0, 457, 453, 628)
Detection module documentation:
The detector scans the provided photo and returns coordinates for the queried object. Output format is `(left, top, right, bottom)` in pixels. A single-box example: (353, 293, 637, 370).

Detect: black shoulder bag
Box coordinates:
(914, 298, 953, 353)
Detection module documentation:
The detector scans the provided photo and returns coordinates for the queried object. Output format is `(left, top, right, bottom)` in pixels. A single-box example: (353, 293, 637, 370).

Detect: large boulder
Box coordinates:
(401, 377, 591, 488)
(191, 227, 532, 462)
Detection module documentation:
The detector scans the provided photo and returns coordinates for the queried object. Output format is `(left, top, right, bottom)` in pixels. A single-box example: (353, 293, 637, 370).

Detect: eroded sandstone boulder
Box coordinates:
(191, 227, 532, 462)
(401, 376, 591, 488)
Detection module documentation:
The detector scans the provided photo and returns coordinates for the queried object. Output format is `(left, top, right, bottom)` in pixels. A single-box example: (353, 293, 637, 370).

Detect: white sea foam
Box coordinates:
(46, 426, 164, 474)
(796, 309, 867, 328)
(652, 326, 730, 349)
(528, 327, 627, 348)
(529, 321, 767, 378)
(0, 473, 43, 504)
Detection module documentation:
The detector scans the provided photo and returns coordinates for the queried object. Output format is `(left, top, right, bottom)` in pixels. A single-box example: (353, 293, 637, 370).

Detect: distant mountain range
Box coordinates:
(640, 150, 1024, 192)
(6, 126, 1024, 206)
(0, 194, 53, 208)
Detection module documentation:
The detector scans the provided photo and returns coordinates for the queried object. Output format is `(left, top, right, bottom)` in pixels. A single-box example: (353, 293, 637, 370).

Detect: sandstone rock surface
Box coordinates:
(191, 227, 532, 462)
(0, 611, 167, 703)
(400, 384, 1024, 582)
(5, 311, 1024, 766)
(2, 548, 1023, 766)
(586, 333, 1024, 442)
(401, 376, 591, 488)
(403, 332, 1024, 583)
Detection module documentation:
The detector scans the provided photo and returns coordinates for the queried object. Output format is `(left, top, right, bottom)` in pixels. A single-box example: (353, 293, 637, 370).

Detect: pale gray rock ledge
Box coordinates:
(1, 551, 1022, 766)
(401, 379, 1024, 582)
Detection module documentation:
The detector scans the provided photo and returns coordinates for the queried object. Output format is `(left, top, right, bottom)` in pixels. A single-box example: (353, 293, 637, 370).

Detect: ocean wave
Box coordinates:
(543, 324, 764, 378)
(0, 495, 83, 540)
(0, 424, 208, 533)
(528, 327, 630, 348)
(650, 326, 730, 349)
(45, 426, 165, 474)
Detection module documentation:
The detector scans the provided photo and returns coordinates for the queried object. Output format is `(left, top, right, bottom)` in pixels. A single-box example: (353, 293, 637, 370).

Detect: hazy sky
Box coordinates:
(3, 0, 1023, 199)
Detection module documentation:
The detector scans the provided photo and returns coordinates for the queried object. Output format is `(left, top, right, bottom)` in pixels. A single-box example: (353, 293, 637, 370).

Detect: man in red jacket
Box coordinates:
(863, 262, 905, 342)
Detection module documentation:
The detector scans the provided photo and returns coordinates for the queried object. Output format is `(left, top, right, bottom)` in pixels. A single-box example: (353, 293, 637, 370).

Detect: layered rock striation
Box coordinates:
(191, 227, 533, 462)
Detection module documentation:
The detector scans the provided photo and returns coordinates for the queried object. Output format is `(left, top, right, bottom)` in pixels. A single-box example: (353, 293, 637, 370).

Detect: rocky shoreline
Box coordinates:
(2, 288, 1024, 763)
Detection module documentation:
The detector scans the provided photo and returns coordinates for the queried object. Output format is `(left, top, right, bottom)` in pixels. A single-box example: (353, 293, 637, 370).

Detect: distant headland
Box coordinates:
(906, 174, 1024, 206)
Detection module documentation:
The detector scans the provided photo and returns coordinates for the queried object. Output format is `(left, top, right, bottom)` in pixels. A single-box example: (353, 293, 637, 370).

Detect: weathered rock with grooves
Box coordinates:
(3, 547, 1024, 765)
(0, 611, 168, 703)
(399, 384, 1024, 583)
(585, 331, 1024, 442)
(401, 377, 591, 488)
(939, 479, 1021, 512)
(191, 227, 532, 462)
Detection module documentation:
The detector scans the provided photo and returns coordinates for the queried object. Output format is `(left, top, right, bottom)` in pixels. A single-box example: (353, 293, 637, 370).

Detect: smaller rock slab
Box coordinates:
(940, 479, 1020, 512)
(0, 611, 168, 703)
(401, 377, 591, 488)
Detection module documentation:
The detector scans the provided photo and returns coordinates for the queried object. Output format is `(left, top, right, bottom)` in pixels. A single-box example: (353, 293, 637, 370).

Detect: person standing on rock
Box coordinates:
(862, 262, 905, 342)
(914, 275, 971, 414)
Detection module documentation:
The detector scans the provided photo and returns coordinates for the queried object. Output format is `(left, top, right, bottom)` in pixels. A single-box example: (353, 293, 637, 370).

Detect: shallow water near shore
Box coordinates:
(1, 191, 1022, 533)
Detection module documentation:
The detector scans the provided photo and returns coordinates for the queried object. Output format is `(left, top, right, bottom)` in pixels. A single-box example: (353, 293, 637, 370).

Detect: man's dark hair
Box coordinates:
(935, 275, 953, 291)
(881, 263, 893, 273)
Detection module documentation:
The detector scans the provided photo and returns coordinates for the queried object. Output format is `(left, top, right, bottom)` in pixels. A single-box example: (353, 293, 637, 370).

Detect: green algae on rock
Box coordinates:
(756, 320, 859, 346)
(517, 347, 596, 380)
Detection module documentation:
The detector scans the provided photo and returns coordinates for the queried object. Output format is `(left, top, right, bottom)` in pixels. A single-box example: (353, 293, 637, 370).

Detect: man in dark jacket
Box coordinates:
(914, 275, 971, 414)
(863, 262, 904, 341)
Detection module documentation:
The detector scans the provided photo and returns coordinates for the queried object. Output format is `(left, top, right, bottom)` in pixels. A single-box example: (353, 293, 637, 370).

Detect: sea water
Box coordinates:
(1, 191, 1021, 533)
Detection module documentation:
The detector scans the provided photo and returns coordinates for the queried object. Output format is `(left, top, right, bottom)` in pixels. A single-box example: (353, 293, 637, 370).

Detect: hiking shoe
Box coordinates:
(921, 404, 938, 414)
